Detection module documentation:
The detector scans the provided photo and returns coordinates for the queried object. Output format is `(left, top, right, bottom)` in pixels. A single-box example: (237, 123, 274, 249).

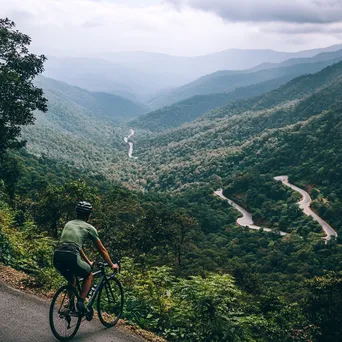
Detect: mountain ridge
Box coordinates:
(149, 52, 342, 108)
(44, 44, 342, 102)
(133, 55, 342, 131)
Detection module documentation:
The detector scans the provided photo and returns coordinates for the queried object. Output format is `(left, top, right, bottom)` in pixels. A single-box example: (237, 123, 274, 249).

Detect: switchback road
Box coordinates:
(275, 176, 338, 240)
(214, 189, 286, 236)
(124, 129, 135, 158)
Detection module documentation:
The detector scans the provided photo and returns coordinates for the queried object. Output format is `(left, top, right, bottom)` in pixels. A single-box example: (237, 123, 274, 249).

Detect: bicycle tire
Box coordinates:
(49, 285, 82, 341)
(97, 276, 124, 327)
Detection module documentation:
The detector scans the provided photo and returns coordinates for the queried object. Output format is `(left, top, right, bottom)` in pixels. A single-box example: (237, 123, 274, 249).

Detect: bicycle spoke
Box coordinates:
(97, 277, 123, 327)
(57, 292, 68, 314)
(49, 286, 82, 340)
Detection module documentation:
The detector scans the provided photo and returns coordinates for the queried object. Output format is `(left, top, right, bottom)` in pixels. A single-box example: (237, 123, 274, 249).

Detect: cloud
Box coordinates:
(0, 0, 232, 56)
(168, 0, 342, 24)
(262, 22, 342, 35)
(1, 0, 341, 58)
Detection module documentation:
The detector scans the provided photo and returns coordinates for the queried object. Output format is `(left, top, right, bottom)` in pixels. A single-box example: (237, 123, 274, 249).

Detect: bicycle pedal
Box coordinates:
(85, 306, 93, 320)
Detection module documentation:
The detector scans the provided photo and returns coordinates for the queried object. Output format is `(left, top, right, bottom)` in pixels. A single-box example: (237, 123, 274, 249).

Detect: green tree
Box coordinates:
(33, 180, 99, 237)
(304, 272, 342, 341)
(0, 18, 47, 158)
(169, 210, 199, 267)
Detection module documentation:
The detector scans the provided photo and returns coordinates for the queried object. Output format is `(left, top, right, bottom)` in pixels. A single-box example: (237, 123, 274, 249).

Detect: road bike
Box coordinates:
(49, 262, 124, 341)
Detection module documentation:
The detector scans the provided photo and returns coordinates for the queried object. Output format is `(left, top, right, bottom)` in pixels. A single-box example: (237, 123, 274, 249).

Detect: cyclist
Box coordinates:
(53, 201, 119, 313)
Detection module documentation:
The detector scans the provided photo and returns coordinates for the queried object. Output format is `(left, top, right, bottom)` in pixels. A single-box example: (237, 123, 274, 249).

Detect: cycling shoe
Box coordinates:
(76, 300, 88, 315)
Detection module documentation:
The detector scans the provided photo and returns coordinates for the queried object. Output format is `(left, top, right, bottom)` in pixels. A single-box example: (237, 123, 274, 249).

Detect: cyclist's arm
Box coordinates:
(94, 239, 119, 271)
(80, 249, 93, 267)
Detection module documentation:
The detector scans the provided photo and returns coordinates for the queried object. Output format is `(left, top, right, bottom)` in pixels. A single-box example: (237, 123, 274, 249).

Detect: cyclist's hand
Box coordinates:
(112, 263, 120, 272)
(89, 261, 94, 268)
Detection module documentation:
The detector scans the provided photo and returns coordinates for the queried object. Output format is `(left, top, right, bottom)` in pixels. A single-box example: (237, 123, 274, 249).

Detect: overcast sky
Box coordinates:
(2, 0, 342, 57)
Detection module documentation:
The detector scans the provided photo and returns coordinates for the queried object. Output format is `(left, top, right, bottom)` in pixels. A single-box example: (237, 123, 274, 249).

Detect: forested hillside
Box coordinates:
(133, 76, 292, 131)
(21, 76, 148, 171)
(136, 61, 342, 153)
(128, 62, 342, 239)
(35, 76, 149, 121)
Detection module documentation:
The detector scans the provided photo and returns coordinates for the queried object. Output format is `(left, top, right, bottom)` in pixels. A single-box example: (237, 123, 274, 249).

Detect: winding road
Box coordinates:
(214, 189, 287, 236)
(0, 282, 144, 342)
(124, 129, 135, 158)
(274, 176, 338, 240)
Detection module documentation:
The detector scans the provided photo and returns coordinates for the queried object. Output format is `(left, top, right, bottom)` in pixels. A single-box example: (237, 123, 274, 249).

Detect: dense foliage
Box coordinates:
(35, 76, 148, 122)
(133, 76, 293, 132)
(22, 76, 133, 173)
(128, 63, 342, 243)
(2, 157, 342, 341)
(0, 18, 47, 158)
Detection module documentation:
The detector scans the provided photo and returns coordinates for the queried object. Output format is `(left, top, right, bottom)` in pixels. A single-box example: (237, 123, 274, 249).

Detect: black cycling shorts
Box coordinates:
(53, 244, 91, 281)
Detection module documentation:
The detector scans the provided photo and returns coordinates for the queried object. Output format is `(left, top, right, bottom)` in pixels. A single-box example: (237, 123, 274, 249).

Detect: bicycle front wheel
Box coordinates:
(49, 285, 82, 341)
(97, 276, 124, 327)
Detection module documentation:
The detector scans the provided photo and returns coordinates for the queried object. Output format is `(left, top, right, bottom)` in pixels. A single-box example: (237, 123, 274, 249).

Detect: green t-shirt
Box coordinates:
(60, 219, 100, 249)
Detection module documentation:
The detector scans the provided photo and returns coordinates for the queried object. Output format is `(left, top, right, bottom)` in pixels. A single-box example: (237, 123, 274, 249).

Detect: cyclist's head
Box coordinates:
(75, 201, 92, 221)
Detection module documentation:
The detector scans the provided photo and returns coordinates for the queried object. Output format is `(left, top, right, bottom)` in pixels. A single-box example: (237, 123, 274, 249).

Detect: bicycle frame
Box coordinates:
(75, 264, 117, 309)
(76, 270, 102, 306)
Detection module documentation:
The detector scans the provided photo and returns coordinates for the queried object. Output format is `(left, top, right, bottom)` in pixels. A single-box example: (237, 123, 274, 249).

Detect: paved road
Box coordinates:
(275, 176, 338, 240)
(124, 129, 136, 159)
(214, 189, 286, 236)
(0, 282, 144, 342)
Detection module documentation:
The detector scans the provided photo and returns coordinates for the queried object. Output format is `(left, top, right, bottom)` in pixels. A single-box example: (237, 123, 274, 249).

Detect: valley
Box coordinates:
(19, 56, 342, 237)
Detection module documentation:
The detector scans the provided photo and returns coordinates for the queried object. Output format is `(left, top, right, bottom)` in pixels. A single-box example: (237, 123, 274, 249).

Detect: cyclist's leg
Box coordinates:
(72, 255, 92, 313)
(73, 255, 92, 299)
(53, 251, 76, 311)
(67, 275, 76, 307)
(81, 273, 93, 299)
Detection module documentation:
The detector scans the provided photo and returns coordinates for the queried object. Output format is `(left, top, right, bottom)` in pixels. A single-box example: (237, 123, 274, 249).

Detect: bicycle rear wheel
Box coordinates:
(49, 285, 82, 341)
(97, 276, 124, 327)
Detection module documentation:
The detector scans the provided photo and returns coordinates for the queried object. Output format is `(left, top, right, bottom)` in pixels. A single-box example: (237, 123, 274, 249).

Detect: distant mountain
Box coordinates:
(149, 51, 342, 109)
(43, 57, 154, 100)
(250, 49, 342, 72)
(45, 45, 342, 102)
(105, 44, 342, 87)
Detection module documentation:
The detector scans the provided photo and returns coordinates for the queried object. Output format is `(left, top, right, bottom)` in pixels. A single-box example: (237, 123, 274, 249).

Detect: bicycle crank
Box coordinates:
(86, 307, 94, 321)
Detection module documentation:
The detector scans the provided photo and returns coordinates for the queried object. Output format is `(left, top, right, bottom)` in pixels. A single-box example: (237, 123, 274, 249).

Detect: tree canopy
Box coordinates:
(0, 18, 47, 158)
